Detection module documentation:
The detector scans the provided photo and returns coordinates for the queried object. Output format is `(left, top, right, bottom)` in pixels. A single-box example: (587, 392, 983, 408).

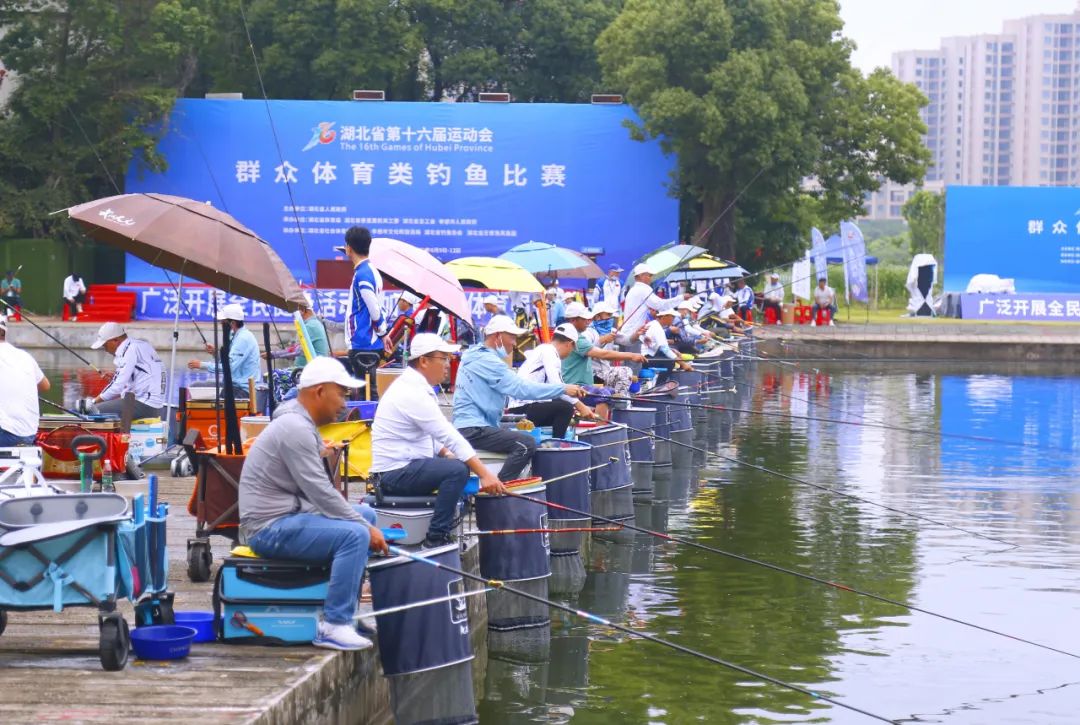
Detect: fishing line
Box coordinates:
(39, 396, 89, 419)
(0, 299, 102, 373)
(503, 486, 1074, 660)
(387, 545, 898, 724)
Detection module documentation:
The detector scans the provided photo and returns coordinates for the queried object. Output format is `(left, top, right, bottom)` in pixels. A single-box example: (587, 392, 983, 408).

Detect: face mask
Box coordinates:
(493, 344, 509, 357)
(593, 318, 614, 335)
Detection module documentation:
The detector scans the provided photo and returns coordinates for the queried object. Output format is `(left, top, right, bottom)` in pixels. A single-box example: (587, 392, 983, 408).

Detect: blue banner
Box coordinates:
(959, 293, 1080, 321)
(811, 228, 827, 282)
(945, 186, 1080, 293)
(124, 99, 678, 285)
(839, 220, 869, 303)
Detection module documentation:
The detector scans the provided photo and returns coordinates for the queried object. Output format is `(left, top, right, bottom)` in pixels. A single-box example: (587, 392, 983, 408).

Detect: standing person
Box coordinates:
(239, 357, 387, 651)
(188, 303, 261, 398)
(84, 321, 165, 418)
(454, 315, 585, 481)
(561, 302, 644, 417)
(616, 264, 689, 348)
(507, 323, 596, 437)
(762, 273, 784, 323)
(586, 280, 600, 308)
(0, 315, 50, 446)
(335, 226, 387, 399)
(370, 334, 507, 549)
(1, 270, 22, 312)
(601, 264, 623, 305)
(546, 287, 566, 327)
(476, 294, 502, 333)
(62, 272, 86, 320)
(734, 278, 755, 319)
(810, 277, 837, 326)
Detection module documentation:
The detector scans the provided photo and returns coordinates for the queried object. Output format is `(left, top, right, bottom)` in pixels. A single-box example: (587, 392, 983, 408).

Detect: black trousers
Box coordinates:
(458, 425, 536, 482)
(347, 350, 382, 401)
(508, 400, 575, 439)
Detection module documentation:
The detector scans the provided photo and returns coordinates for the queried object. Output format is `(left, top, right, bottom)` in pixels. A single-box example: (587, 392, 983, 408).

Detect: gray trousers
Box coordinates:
(458, 425, 536, 482)
(95, 398, 162, 420)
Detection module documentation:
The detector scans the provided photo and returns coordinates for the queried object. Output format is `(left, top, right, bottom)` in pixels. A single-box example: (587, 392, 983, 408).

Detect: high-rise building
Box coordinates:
(864, 4, 1080, 219)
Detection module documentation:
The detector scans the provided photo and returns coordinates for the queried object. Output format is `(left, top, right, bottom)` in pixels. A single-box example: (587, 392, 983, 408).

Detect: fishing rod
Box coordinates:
(503, 485, 1076, 661)
(387, 544, 897, 724)
(463, 526, 623, 536)
(606, 418, 1020, 548)
(39, 396, 88, 419)
(0, 298, 103, 373)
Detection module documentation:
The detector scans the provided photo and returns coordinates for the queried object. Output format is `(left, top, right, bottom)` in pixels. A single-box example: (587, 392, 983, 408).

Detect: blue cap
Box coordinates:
(608, 263, 623, 272)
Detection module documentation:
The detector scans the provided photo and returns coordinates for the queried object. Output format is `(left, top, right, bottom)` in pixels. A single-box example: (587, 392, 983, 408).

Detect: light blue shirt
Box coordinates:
(204, 326, 261, 386)
(452, 345, 565, 429)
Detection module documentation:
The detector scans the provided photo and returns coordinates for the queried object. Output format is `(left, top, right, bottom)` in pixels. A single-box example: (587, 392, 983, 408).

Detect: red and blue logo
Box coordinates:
(302, 121, 336, 151)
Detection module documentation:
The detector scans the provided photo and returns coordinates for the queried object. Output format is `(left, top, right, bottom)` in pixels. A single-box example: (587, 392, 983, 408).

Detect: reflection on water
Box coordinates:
(475, 363, 1080, 724)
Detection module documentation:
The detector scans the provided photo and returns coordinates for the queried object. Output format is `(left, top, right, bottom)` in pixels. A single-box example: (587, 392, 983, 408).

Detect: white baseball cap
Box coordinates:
(545, 287, 558, 297)
(592, 300, 617, 316)
(564, 302, 594, 320)
(677, 299, 698, 311)
(401, 291, 420, 305)
(298, 356, 366, 389)
(552, 322, 579, 341)
(484, 315, 526, 336)
(632, 263, 652, 277)
(654, 307, 677, 318)
(411, 333, 461, 358)
(90, 321, 126, 349)
(563, 289, 575, 299)
(217, 303, 245, 322)
(481, 294, 500, 306)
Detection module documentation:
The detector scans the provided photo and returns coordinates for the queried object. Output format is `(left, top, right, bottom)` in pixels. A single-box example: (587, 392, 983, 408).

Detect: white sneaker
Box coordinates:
(810, 320, 816, 327)
(828, 320, 835, 326)
(313, 620, 373, 651)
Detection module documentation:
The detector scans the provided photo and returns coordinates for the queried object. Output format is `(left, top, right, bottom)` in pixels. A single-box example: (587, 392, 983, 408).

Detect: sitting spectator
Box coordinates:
(62, 272, 86, 320)
(371, 334, 507, 548)
(734, 278, 754, 318)
(239, 357, 386, 651)
(1, 269, 22, 313)
(762, 273, 784, 323)
(811, 278, 837, 326)
(507, 323, 596, 438)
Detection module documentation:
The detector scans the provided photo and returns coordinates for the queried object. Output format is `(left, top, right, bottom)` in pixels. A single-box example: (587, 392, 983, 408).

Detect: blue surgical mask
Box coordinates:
(493, 344, 509, 358)
(593, 318, 614, 335)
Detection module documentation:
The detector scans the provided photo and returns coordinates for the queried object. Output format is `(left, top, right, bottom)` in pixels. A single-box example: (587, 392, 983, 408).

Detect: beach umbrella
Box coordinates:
(446, 257, 546, 293)
(634, 243, 707, 278)
(63, 193, 308, 311)
(663, 254, 748, 282)
(369, 237, 471, 321)
(499, 241, 603, 279)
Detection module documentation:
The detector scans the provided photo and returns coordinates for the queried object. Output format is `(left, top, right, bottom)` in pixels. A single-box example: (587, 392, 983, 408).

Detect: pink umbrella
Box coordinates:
(369, 237, 471, 321)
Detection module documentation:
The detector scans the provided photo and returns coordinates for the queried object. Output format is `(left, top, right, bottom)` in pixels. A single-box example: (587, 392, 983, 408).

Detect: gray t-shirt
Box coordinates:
(238, 400, 365, 541)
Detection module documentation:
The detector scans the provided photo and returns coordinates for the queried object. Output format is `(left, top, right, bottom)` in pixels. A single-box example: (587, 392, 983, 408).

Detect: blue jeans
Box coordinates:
(0, 429, 34, 447)
(247, 503, 377, 625)
(377, 458, 468, 539)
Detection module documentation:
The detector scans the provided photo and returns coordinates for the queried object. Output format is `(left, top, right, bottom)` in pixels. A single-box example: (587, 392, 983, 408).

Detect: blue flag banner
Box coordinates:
(811, 228, 828, 282)
(839, 220, 869, 303)
(124, 99, 678, 284)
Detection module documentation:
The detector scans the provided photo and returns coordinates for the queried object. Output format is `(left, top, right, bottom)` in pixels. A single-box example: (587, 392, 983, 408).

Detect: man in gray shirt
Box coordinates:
(240, 357, 387, 651)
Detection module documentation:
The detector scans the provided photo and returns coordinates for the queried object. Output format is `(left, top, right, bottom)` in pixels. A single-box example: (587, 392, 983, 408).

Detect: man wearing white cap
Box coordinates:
(630, 303, 692, 371)
(562, 302, 644, 411)
(545, 287, 566, 327)
(84, 321, 165, 418)
(763, 273, 784, 323)
(188, 303, 261, 398)
(616, 263, 689, 348)
(600, 263, 624, 306)
(454, 315, 585, 481)
(471, 294, 503, 339)
(240, 356, 386, 651)
(0, 315, 50, 446)
(674, 299, 715, 352)
(508, 323, 596, 437)
(371, 333, 507, 548)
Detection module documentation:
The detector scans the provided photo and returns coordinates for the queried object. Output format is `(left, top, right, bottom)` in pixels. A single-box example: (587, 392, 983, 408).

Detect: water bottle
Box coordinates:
(101, 459, 114, 493)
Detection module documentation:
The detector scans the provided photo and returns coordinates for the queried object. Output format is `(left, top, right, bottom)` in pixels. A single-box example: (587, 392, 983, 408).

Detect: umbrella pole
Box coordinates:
(212, 295, 222, 453)
(262, 322, 275, 417)
(165, 272, 184, 449)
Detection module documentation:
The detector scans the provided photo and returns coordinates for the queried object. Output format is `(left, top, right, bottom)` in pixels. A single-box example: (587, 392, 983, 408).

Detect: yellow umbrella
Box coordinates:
(446, 256, 546, 293)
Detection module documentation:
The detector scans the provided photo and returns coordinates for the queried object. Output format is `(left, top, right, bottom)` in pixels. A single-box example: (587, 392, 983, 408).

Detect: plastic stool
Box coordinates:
(794, 306, 812, 324)
(764, 306, 778, 325)
(815, 308, 832, 326)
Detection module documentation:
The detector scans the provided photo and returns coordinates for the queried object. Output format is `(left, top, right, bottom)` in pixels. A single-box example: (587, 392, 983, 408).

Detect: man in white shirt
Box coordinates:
(84, 321, 165, 419)
(0, 315, 50, 446)
(762, 273, 784, 323)
(811, 278, 837, 326)
(62, 273, 87, 319)
(508, 323, 596, 438)
(734, 278, 755, 318)
(600, 264, 623, 305)
(370, 334, 506, 548)
(616, 263, 689, 348)
(633, 305, 692, 371)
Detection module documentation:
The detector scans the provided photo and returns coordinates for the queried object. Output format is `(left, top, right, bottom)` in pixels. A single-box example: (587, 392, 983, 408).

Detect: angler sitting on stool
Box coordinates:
(507, 323, 598, 438)
(82, 321, 165, 420)
(370, 334, 507, 549)
(239, 357, 386, 652)
(454, 315, 586, 481)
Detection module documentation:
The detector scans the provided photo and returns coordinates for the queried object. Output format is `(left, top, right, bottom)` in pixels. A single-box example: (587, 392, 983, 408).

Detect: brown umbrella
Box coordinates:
(64, 193, 308, 311)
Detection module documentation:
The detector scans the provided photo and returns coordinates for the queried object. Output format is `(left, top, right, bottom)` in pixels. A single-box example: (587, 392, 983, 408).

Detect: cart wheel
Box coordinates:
(187, 543, 212, 583)
(0, 609, 7, 636)
(99, 615, 130, 671)
(125, 456, 145, 481)
(157, 595, 175, 625)
(170, 457, 180, 477)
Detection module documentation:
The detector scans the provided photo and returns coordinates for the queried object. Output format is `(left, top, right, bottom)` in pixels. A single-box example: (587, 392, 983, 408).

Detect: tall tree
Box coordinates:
(902, 189, 945, 259)
(0, 0, 211, 240)
(596, 0, 930, 265)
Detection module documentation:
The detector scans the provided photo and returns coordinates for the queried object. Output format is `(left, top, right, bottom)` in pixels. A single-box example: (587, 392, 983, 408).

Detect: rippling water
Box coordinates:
(475, 362, 1080, 724)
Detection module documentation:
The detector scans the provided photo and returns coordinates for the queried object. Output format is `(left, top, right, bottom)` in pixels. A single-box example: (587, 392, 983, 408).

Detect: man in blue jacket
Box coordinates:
(335, 226, 387, 399)
(453, 315, 585, 481)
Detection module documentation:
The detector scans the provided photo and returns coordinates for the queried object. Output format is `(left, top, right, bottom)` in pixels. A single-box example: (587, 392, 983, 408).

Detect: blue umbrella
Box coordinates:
(499, 241, 603, 279)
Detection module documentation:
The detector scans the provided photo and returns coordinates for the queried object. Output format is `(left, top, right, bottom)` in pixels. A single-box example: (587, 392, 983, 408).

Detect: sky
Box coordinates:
(840, 0, 1080, 73)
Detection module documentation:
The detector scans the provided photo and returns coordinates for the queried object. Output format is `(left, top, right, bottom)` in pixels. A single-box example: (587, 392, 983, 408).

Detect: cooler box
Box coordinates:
(35, 420, 129, 480)
(213, 557, 341, 644)
(128, 418, 166, 462)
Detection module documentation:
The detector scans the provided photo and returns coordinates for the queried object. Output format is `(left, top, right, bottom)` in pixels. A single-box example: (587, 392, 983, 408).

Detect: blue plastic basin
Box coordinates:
(130, 625, 197, 660)
(173, 611, 215, 643)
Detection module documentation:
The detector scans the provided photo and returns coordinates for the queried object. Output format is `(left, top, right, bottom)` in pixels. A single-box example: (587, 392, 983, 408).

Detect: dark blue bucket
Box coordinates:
(668, 370, 704, 406)
(368, 543, 474, 676)
(666, 390, 692, 432)
(611, 407, 655, 464)
(720, 354, 734, 379)
(474, 481, 550, 581)
(531, 439, 591, 519)
(575, 425, 631, 492)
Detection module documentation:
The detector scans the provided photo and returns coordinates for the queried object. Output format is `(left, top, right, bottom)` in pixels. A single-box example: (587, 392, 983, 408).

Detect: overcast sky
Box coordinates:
(840, 0, 1080, 72)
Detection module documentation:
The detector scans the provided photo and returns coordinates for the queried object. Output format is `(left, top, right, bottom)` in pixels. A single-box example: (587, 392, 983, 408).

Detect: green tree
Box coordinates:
(596, 0, 930, 265)
(902, 189, 945, 259)
(0, 0, 211, 240)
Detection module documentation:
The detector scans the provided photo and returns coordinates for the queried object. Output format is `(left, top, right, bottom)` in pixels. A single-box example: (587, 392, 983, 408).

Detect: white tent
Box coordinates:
(905, 254, 937, 316)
